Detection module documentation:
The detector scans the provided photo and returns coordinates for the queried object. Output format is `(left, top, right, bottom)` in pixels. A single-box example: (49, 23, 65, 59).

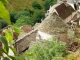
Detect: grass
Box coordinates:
(7, 0, 43, 11)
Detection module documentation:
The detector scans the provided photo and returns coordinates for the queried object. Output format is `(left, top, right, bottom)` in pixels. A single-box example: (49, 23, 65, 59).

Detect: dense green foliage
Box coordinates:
(0, 1, 11, 25)
(32, 0, 42, 10)
(25, 37, 68, 60)
(10, 8, 45, 27)
(9, 0, 57, 27)
(0, 19, 8, 29)
(0, 28, 23, 60)
(43, 0, 57, 10)
(31, 9, 45, 23)
(14, 16, 33, 27)
(10, 11, 17, 23)
(0, 0, 8, 6)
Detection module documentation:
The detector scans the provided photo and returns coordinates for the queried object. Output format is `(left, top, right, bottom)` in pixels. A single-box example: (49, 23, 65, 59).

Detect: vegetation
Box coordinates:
(0, 1, 23, 60)
(7, 0, 43, 11)
(32, 0, 42, 10)
(43, 0, 57, 10)
(7, 0, 57, 28)
(1, 0, 75, 60)
(0, 19, 8, 29)
(24, 37, 68, 60)
(0, 27, 23, 60)
(14, 16, 33, 27)
(0, 0, 11, 24)
(31, 9, 45, 24)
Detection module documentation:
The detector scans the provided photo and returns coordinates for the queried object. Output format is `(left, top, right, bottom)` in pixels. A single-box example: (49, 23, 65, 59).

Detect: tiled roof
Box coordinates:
(55, 3, 75, 20)
(21, 25, 32, 33)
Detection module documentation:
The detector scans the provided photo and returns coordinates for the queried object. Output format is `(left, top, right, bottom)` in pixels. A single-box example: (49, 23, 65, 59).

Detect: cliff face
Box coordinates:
(38, 13, 68, 35)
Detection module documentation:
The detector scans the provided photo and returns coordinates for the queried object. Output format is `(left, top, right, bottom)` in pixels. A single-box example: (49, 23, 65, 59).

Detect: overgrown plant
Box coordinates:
(24, 37, 68, 60)
(0, 26, 23, 60)
(0, 0, 24, 60)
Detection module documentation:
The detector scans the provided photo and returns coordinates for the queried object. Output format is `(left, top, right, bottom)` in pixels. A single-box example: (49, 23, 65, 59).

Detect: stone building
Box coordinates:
(46, 1, 80, 26)
(37, 1, 80, 43)
(37, 13, 68, 43)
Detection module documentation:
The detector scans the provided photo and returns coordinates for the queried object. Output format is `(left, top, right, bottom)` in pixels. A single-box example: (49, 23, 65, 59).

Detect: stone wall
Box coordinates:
(14, 29, 37, 54)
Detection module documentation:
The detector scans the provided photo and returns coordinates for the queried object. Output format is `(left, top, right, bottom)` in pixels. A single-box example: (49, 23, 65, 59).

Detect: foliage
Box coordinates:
(3, 29, 14, 43)
(10, 8, 32, 24)
(0, 27, 23, 60)
(0, 19, 8, 29)
(52, 57, 63, 60)
(0, 1, 24, 60)
(0, 1, 11, 24)
(31, 9, 45, 24)
(10, 11, 17, 23)
(14, 16, 33, 27)
(32, 0, 42, 10)
(43, 0, 57, 10)
(0, 0, 8, 6)
(14, 9, 31, 20)
(67, 53, 80, 60)
(24, 37, 68, 60)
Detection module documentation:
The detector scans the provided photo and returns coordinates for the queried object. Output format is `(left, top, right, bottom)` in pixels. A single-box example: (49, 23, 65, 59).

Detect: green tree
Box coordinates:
(31, 9, 45, 24)
(43, 0, 57, 10)
(14, 10, 31, 20)
(10, 8, 32, 24)
(32, 0, 42, 10)
(10, 11, 17, 23)
(14, 16, 33, 27)
(0, 19, 8, 29)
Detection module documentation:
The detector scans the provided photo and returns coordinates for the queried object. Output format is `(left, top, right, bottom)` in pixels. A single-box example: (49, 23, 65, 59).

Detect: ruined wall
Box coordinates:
(65, 12, 77, 23)
(15, 29, 37, 54)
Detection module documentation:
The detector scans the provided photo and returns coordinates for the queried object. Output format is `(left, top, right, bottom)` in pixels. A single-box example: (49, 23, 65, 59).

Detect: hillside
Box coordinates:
(7, 0, 43, 11)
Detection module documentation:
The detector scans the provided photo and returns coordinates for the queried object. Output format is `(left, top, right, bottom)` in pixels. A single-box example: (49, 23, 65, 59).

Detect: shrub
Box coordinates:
(0, 19, 8, 29)
(24, 37, 68, 60)
(14, 16, 33, 27)
(32, 1, 42, 10)
(31, 9, 45, 24)
(14, 10, 31, 20)
(43, 0, 57, 10)
(10, 11, 17, 23)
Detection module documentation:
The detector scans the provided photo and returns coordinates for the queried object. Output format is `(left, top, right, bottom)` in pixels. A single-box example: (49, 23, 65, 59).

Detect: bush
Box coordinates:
(0, 19, 8, 29)
(32, 1, 42, 10)
(43, 0, 57, 10)
(24, 37, 68, 60)
(10, 11, 17, 23)
(14, 16, 33, 27)
(10, 9, 32, 24)
(14, 10, 31, 20)
(31, 9, 45, 24)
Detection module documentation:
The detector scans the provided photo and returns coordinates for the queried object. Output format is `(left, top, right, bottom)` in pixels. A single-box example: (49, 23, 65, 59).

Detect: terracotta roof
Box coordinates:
(55, 3, 75, 20)
(21, 25, 32, 33)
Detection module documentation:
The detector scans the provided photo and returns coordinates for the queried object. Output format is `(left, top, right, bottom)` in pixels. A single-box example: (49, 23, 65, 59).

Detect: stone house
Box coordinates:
(37, 12, 68, 43)
(37, 1, 80, 43)
(46, 1, 80, 26)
